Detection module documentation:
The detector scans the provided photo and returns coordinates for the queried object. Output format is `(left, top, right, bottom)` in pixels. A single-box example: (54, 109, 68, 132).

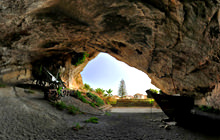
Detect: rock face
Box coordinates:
(0, 0, 220, 98)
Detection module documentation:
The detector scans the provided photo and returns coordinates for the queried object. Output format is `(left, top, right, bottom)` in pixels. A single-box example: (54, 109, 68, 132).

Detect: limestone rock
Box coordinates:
(0, 0, 220, 99)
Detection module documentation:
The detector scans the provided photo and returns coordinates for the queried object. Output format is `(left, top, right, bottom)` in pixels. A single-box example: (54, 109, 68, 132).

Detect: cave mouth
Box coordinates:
(80, 52, 159, 96)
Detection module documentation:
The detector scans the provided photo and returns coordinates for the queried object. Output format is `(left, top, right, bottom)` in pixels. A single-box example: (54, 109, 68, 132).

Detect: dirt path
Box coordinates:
(1, 87, 220, 140)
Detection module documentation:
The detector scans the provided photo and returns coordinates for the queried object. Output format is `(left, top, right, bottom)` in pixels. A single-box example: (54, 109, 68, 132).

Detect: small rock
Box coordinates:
(166, 122, 177, 126)
(164, 125, 171, 130)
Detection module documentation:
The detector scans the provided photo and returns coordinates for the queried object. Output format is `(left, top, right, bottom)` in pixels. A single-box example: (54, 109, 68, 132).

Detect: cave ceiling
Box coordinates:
(0, 0, 220, 96)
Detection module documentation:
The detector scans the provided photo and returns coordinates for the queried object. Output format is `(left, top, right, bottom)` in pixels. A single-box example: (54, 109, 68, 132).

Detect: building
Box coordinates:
(112, 95, 120, 100)
(124, 95, 134, 99)
(134, 93, 147, 99)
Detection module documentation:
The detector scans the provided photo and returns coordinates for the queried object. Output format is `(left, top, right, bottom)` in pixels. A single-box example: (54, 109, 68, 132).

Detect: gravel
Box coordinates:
(1, 87, 220, 140)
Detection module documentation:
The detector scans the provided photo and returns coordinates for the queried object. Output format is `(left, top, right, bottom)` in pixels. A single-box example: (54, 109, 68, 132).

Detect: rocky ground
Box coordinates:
(1, 86, 220, 140)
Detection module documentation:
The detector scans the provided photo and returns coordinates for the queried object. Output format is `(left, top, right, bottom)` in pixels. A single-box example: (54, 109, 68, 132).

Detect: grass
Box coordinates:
(50, 101, 67, 110)
(198, 105, 220, 114)
(24, 89, 35, 94)
(67, 105, 81, 115)
(0, 83, 6, 88)
(105, 112, 111, 116)
(86, 92, 105, 106)
(71, 90, 100, 108)
(85, 117, 99, 123)
(50, 101, 83, 115)
(72, 90, 90, 104)
(89, 102, 96, 108)
(72, 123, 83, 131)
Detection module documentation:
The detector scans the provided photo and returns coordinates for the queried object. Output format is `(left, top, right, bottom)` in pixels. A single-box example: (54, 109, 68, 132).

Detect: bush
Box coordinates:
(84, 83, 92, 91)
(72, 52, 89, 66)
(147, 89, 158, 98)
(87, 92, 105, 106)
(85, 117, 98, 123)
(149, 89, 158, 94)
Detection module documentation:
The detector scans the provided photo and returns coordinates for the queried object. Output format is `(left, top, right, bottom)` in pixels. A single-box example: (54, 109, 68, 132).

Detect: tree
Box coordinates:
(106, 89, 113, 97)
(95, 88, 105, 96)
(118, 79, 127, 98)
(84, 83, 91, 91)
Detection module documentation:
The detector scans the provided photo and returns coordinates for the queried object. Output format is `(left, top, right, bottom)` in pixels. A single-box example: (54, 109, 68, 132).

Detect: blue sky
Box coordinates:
(80, 52, 159, 96)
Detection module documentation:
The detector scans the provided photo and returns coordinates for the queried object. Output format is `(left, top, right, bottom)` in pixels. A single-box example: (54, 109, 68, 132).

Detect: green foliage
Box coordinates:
(113, 99, 154, 107)
(84, 83, 92, 91)
(67, 105, 81, 115)
(57, 86, 63, 95)
(106, 89, 113, 94)
(51, 101, 67, 110)
(105, 112, 111, 116)
(73, 123, 83, 131)
(89, 102, 96, 108)
(149, 89, 158, 94)
(109, 100, 117, 105)
(199, 105, 220, 114)
(72, 90, 90, 104)
(149, 99, 154, 104)
(51, 101, 83, 114)
(85, 117, 98, 123)
(24, 89, 35, 94)
(72, 52, 89, 66)
(106, 89, 113, 97)
(0, 83, 6, 88)
(86, 92, 105, 106)
(95, 88, 105, 95)
(159, 90, 165, 95)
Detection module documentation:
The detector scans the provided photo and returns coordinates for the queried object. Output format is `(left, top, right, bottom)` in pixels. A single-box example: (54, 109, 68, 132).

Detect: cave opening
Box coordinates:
(80, 52, 159, 97)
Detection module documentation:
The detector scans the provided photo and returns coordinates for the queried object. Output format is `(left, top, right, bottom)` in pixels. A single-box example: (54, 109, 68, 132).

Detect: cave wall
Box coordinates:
(0, 0, 220, 97)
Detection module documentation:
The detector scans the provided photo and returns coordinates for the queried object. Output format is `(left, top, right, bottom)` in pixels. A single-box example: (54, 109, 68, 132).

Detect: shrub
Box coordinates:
(72, 52, 89, 66)
(149, 89, 158, 94)
(84, 83, 92, 91)
(87, 92, 105, 106)
(85, 117, 98, 123)
(147, 89, 158, 98)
